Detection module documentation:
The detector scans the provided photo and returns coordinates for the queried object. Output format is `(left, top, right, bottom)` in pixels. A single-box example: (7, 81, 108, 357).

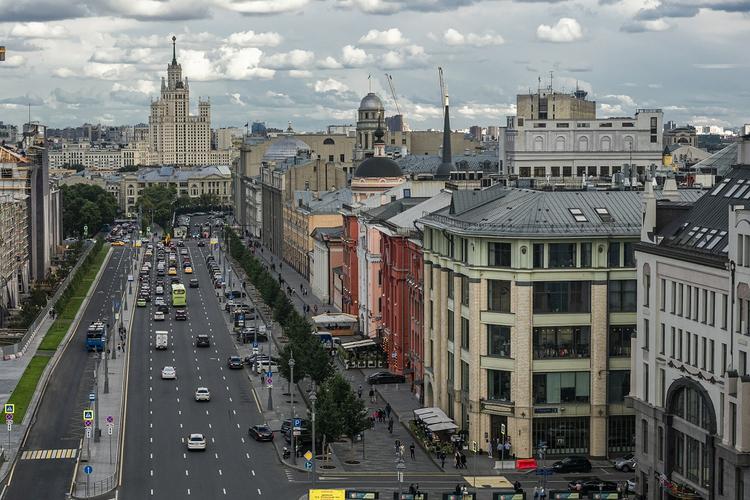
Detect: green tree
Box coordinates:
(137, 184, 176, 230)
(314, 373, 368, 449)
(61, 184, 117, 237)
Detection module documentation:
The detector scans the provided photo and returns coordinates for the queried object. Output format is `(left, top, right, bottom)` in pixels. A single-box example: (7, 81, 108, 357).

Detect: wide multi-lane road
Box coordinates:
(2, 245, 133, 500)
(119, 236, 301, 499)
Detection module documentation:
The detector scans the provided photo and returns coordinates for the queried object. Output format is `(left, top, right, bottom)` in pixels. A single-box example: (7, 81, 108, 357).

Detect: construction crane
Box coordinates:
(384, 73, 409, 131)
(438, 66, 449, 109)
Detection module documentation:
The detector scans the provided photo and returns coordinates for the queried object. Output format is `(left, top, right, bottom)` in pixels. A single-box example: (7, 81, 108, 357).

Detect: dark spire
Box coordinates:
(435, 100, 452, 179)
(171, 35, 177, 65)
(374, 113, 385, 145)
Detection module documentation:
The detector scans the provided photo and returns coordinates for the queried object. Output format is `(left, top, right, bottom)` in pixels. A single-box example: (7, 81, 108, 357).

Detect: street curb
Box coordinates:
(0, 246, 113, 487)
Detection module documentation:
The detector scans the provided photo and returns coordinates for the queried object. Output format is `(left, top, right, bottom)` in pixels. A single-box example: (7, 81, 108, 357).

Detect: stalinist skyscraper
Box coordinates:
(147, 36, 231, 166)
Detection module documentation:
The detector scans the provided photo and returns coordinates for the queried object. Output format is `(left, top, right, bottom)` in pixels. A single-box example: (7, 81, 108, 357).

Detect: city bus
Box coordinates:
(171, 283, 187, 307)
(86, 321, 106, 352)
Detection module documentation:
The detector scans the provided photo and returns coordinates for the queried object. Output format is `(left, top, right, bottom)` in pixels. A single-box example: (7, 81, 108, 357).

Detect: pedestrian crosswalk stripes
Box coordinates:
(20, 449, 77, 460)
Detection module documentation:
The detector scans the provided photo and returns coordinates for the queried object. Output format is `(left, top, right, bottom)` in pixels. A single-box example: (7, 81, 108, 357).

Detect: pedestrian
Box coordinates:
(388, 418, 394, 434)
(300, 284, 304, 293)
(357, 384, 363, 399)
(460, 453, 467, 469)
(533, 486, 539, 499)
(488, 440, 493, 459)
(455, 485, 462, 495)
(370, 416, 375, 429)
(454, 451, 460, 469)
(409, 442, 415, 460)
(514, 480, 522, 492)
(385, 402, 391, 418)
(369, 388, 376, 403)
(314, 304, 318, 314)
(497, 440, 503, 458)
(539, 486, 546, 500)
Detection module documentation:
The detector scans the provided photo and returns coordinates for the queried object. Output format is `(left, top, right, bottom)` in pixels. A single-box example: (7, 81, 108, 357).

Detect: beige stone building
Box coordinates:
(421, 187, 656, 459)
(517, 88, 596, 120)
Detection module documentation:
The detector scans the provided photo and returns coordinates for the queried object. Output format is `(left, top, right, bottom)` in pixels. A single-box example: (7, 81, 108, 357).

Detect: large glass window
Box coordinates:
(533, 326, 590, 359)
(461, 361, 470, 392)
(447, 310, 454, 342)
(533, 372, 590, 404)
(608, 241, 621, 267)
(487, 280, 511, 312)
(447, 270, 454, 299)
(607, 370, 631, 403)
(461, 275, 469, 306)
(488, 242, 511, 267)
(487, 325, 511, 357)
(533, 243, 545, 268)
(624, 242, 636, 267)
(532, 416, 589, 455)
(580, 242, 592, 268)
(487, 370, 511, 401)
(461, 317, 470, 350)
(548, 243, 576, 268)
(608, 415, 635, 453)
(609, 280, 637, 312)
(533, 281, 591, 313)
(447, 352, 454, 382)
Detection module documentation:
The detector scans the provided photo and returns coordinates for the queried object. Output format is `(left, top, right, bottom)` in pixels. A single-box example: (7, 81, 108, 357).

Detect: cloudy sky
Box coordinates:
(1, 0, 749, 132)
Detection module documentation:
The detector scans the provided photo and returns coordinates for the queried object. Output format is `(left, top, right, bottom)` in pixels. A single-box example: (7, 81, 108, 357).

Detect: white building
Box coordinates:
(48, 142, 124, 171)
(146, 36, 231, 166)
(501, 108, 663, 179)
(632, 136, 750, 499)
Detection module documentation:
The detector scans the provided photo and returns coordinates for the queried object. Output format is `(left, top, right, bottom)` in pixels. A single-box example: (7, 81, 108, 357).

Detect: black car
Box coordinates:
(227, 356, 243, 369)
(175, 309, 187, 321)
(196, 334, 210, 347)
(568, 478, 618, 494)
(225, 290, 245, 299)
(248, 425, 274, 442)
(156, 304, 169, 314)
(197, 240, 205, 247)
(552, 456, 593, 473)
(170, 277, 181, 284)
(367, 371, 406, 385)
(189, 278, 199, 288)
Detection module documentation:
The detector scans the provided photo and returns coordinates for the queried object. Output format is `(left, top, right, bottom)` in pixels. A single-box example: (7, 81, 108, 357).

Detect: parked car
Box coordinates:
(227, 356, 243, 369)
(248, 424, 274, 442)
(367, 371, 406, 385)
(187, 433, 206, 451)
(552, 456, 592, 473)
(612, 453, 636, 472)
(567, 478, 618, 495)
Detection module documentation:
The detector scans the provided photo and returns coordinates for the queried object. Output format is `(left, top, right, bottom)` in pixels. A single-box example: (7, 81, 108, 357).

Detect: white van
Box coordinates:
(155, 331, 168, 350)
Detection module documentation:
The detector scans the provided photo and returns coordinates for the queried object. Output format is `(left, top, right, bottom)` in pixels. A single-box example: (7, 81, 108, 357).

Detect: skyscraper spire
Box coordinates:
(171, 35, 177, 65)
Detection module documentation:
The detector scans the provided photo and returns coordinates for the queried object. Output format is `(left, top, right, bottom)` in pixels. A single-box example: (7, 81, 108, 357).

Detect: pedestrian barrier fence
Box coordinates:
(72, 472, 116, 498)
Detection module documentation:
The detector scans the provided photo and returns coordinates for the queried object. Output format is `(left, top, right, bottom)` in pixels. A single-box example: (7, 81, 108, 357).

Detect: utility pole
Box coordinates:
(94, 355, 101, 442)
(311, 391, 317, 487)
(289, 352, 296, 464)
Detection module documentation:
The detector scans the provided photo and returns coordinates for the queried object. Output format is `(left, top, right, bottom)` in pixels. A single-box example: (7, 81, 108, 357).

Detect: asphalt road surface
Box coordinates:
(2, 245, 133, 500)
(118, 234, 301, 499)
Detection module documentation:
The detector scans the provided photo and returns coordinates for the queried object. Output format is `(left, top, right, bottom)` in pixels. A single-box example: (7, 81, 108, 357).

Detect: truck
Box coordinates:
(155, 331, 168, 350)
(86, 321, 107, 352)
(173, 225, 187, 239)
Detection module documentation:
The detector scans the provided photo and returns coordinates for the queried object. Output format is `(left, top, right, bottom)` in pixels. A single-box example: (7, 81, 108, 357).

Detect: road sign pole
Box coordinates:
(94, 358, 101, 442)
(87, 430, 90, 459)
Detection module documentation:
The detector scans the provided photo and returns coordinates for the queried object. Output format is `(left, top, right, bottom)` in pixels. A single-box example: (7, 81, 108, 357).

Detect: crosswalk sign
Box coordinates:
(4, 404, 14, 414)
(83, 410, 94, 421)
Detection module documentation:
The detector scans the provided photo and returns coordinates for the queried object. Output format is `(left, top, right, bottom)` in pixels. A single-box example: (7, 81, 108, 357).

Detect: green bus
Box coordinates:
(171, 283, 187, 307)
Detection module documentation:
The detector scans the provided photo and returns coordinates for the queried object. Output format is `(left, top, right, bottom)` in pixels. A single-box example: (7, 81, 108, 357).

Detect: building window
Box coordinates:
(671, 281, 677, 314)
(548, 243, 576, 268)
(718, 457, 724, 495)
(447, 352, 454, 382)
(608, 415, 635, 454)
(607, 370, 631, 403)
(643, 362, 649, 401)
(487, 370, 511, 401)
(658, 426, 664, 461)
(609, 325, 635, 357)
(710, 339, 715, 373)
(461, 317, 470, 350)
(660, 323, 665, 355)
(487, 325, 511, 357)
(447, 270, 454, 299)
(461, 361, 470, 392)
(533, 372, 590, 404)
(609, 280, 637, 312)
(643, 318, 650, 351)
(580, 242, 592, 267)
(660, 278, 666, 311)
(532, 417, 589, 455)
(461, 275, 469, 306)
(487, 280, 511, 312)
(644, 271, 651, 307)
(533, 243, 545, 268)
(608, 242, 621, 267)
(624, 242, 635, 267)
(533, 326, 590, 359)
(642, 419, 649, 453)
(447, 310, 454, 342)
(721, 293, 728, 329)
(533, 281, 591, 314)
(488, 242, 511, 267)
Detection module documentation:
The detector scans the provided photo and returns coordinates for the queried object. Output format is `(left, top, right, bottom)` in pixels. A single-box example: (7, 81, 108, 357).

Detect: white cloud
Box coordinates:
(112, 80, 157, 94)
(0, 55, 26, 68)
(443, 28, 504, 47)
(90, 47, 159, 65)
(180, 46, 275, 81)
(341, 45, 370, 67)
(621, 19, 671, 32)
(318, 56, 343, 69)
(83, 63, 136, 81)
(288, 70, 313, 78)
(600, 103, 625, 116)
(380, 45, 428, 69)
(457, 103, 517, 119)
(225, 30, 283, 47)
(105, 0, 212, 20)
(693, 63, 741, 69)
(603, 94, 637, 107)
(215, 0, 309, 14)
(264, 50, 315, 70)
(313, 78, 350, 93)
(52, 67, 76, 78)
(536, 18, 583, 43)
(229, 93, 246, 106)
(310, 105, 354, 121)
(10, 22, 69, 38)
(358, 28, 408, 46)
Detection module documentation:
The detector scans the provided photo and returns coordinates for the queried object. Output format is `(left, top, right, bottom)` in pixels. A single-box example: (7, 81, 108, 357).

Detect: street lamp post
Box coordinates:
(310, 391, 317, 487)
(396, 457, 405, 498)
(289, 352, 296, 465)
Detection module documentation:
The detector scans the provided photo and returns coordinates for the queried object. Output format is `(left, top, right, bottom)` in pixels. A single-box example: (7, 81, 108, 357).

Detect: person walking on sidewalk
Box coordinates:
(357, 385, 363, 399)
(369, 387, 376, 403)
(409, 442, 415, 460)
(439, 451, 446, 469)
(388, 418, 394, 434)
(385, 402, 392, 418)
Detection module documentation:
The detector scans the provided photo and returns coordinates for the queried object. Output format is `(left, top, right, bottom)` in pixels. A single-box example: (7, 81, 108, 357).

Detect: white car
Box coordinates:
(154, 311, 165, 321)
(187, 433, 206, 450)
(256, 361, 279, 374)
(161, 366, 176, 379)
(155, 286, 164, 295)
(194, 387, 211, 401)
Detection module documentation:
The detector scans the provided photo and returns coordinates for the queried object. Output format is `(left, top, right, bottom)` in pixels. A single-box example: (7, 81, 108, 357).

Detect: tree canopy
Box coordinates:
(137, 184, 176, 231)
(61, 184, 118, 238)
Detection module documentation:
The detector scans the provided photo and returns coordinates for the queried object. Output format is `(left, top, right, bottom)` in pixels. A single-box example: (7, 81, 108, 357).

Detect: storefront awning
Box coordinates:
(427, 421, 458, 432)
(340, 339, 376, 350)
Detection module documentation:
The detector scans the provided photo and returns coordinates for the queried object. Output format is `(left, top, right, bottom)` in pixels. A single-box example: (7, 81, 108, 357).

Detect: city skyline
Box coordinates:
(1, 0, 749, 131)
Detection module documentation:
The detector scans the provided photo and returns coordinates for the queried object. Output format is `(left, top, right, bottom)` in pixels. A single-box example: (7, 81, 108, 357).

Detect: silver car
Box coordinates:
(612, 453, 636, 472)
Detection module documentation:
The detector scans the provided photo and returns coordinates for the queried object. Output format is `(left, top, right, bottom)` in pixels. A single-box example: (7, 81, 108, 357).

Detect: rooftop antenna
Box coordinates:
(549, 70, 554, 91)
(537, 76, 541, 94)
(368, 74, 372, 93)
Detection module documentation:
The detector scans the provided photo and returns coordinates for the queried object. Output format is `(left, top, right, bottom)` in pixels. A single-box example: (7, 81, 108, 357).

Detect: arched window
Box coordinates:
(555, 136, 566, 152)
(624, 135, 634, 151)
(578, 136, 589, 152)
(601, 136, 611, 151)
(533, 136, 544, 152)
(323, 138, 335, 145)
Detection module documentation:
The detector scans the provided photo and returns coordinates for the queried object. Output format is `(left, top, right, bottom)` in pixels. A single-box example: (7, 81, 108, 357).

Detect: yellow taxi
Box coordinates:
(111, 241, 125, 247)
(184, 266, 193, 274)
(168, 267, 177, 276)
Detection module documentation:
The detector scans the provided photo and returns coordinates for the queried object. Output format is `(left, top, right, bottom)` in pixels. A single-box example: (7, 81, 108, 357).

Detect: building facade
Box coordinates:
(517, 88, 596, 120)
(48, 142, 124, 171)
(419, 186, 703, 459)
(310, 227, 344, 305)
(632, 139, 750, 500)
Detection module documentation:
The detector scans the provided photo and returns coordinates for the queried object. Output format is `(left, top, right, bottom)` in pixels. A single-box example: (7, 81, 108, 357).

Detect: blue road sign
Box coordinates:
(266, 370, 272, 378)
(89, 393, 96, 402)
(253, 341, 258, 348)
(304, 460, 312, 470)
(535, 468, 554, 476)
(293, 418, 302, 429)
(83, 465, 93, 475)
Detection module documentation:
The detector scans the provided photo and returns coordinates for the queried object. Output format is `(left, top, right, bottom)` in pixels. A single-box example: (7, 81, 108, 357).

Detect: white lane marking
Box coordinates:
(246, 453, 250, 460)
(241, 437, 245, 444)
(236, 423, 240, 429)
(224, 488, 227, 495)
(180, 423, 183, 428)
(185, 470, 189, 476)
(218, 469, 223, 476)
(232, 409, 236, 415)
(187, 489, 191, 495)
(214, 453, 219, 459)
(150, 489, 154, 496)
(177, 397, 180, 403)
(150, 470, 153, 476)
(257, 488, 261, 495)
(208, 423, 212, 429)
(183, 453, 187, 459)
(206, 410, 210, 415)
(150, 453, 153, 459)
(178, 410, 182, 415)
(150, 437, 153, 443)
